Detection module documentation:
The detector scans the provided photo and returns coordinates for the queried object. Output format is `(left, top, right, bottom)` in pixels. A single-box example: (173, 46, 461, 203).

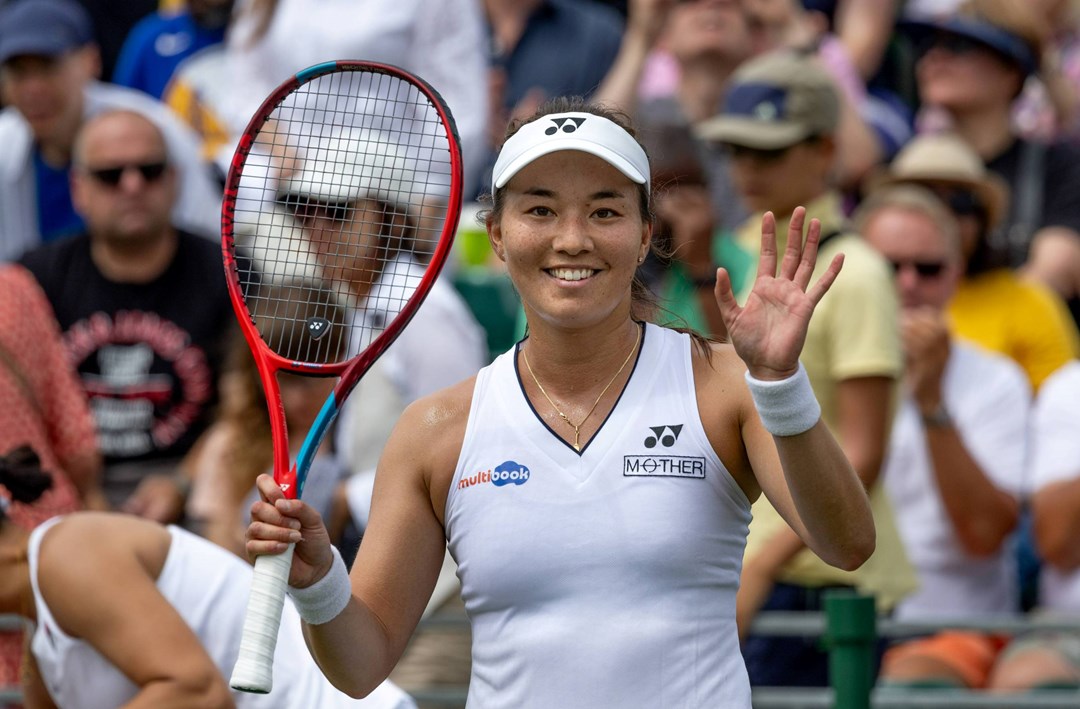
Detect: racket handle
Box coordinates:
(230, 545, 295, 693)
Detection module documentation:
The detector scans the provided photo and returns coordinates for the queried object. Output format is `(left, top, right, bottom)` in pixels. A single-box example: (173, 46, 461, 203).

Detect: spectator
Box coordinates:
(987, 359, 1080, 690)
(905, 0, 1080, 315)
(274, 133, 486, 698)
(865, 131, 1080, 389)
(695, 50, 914, 686)
(0, 0, 222, 262)
(168, 0, 488, 193)
(19, 109, 235, 524)
(743, 0, 910, 181)
(112, 0, 234, 100)
(0, 472, 414, 706)
(593, 0, 753, 333)
(0, 264, 102, 693)
(184, 280, 350, 557)
(480, 0, 626, 194)
(1013, 0, 1080, 143)
(855, 185, 1028, 690)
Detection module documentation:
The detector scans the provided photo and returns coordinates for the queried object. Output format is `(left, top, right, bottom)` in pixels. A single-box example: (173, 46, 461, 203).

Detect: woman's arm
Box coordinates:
(247, 385, 468, 698)
(37, 516, 235, 709)
(711, 209, 875, 569)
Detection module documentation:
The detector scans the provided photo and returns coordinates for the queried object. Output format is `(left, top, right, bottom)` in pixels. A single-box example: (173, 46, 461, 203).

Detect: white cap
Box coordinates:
(281, 129, 416, 209)
(492, 112, 650, 192)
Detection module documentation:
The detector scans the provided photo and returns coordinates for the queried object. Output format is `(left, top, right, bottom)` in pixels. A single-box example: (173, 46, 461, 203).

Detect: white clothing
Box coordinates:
(335, 253, 487, 476)
(28, 517, 415, 709)
(222, 0, 488, 191)
(1030, 360, 1080, 611)
(446, 323, 753, 708)
(0, 81, 222, 262)
(884, 342, 1030, 620)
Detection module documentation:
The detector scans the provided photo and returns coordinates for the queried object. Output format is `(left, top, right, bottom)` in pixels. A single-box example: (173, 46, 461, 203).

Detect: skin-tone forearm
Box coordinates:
(833, 0, 898, 80)
(923, 423, 1019, 557)
(1033, 477, 1080, 571)
(771, 422, 876, 570)
(592, 0, 674, 114)
(301, 597, 400, 698)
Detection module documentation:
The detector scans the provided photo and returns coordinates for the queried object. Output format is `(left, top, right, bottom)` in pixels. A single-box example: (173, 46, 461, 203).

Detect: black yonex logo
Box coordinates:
(545, 117, 586, 135)
(645, 425, 683, 448)
(306, 317, 331, 340)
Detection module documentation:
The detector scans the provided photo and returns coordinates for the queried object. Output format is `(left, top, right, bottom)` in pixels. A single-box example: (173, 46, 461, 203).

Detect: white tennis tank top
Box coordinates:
(28, 517, 415, 709)
(446, 323, 753, 708)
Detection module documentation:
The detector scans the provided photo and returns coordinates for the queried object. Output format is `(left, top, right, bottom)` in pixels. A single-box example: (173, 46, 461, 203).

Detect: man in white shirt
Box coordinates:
(856, 184, 1031, 689)
(985, 361, 1080, 690)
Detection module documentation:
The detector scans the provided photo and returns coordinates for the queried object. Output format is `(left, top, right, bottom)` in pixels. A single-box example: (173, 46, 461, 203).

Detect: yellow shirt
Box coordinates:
(733, 192, 917, 610)
(949, 269, 1080, 391)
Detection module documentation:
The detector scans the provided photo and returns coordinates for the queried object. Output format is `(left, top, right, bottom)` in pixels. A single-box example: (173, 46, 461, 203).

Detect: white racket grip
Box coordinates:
(230, 545, 294, 693)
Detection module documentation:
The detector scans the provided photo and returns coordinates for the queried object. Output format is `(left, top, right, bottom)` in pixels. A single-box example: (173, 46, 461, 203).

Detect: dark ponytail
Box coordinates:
(0, 446, 52, 521)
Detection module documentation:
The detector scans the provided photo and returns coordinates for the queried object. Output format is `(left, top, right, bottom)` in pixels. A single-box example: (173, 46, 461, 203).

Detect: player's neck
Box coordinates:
(521, 316, 642, 394)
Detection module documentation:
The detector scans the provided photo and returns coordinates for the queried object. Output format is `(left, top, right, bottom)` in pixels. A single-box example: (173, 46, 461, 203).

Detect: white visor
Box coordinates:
(492, 112, 650, 192)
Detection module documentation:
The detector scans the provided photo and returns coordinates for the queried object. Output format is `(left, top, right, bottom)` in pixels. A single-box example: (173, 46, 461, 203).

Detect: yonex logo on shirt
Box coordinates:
(644, 425, 683, 448)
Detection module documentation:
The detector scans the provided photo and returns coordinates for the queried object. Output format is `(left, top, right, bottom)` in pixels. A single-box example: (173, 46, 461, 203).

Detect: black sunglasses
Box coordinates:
(85, 161, 168, 187)
(280, 194, 353, 224)
(888, 259, 947, 278)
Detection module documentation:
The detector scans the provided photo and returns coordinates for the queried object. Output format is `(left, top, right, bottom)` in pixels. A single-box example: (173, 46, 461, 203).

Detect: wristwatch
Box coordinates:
(921, 404, 952, 429)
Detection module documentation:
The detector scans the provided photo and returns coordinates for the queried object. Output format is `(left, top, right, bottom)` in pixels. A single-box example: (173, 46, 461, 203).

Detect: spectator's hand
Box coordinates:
(900, 308, 950, 415)
(715, 208, 843, 380)
(487, 68, 546, 151)
(625, 0, 680, 49)
(246, 473, 336, 589)
(122, 474, 186, 523)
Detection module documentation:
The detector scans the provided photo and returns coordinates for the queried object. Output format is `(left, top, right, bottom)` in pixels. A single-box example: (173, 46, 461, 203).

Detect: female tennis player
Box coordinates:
(245, 96, 875, 707)
(0, 452, 414, 708)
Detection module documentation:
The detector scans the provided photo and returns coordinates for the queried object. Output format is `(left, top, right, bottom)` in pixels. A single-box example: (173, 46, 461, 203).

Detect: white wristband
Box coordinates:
(745, 362, 821, 437)
(287, 545, 352, 625)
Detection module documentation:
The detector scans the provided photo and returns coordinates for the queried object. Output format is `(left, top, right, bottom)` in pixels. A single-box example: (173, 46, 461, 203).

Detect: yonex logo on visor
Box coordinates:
(492, 111, 650, 191)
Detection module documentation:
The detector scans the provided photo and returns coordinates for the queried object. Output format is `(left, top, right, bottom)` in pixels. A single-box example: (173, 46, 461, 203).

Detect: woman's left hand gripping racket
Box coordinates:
(221, 60, 463, 693)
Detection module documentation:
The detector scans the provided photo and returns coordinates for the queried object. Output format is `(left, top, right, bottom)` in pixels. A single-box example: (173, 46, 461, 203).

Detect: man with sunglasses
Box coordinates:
(904, 0, 1080, 325)
(855, 184, 1031, 690)
(695, 50, 914, 688)
(18, 109, 236, 527)
(0, 0, 222, 262)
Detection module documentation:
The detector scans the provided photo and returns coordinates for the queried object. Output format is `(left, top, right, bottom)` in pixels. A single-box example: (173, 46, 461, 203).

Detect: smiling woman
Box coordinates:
(242, 95, 876, 708)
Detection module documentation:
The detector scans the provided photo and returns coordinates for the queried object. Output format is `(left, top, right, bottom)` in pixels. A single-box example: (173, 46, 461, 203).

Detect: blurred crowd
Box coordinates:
(3, 0, 1080, 703)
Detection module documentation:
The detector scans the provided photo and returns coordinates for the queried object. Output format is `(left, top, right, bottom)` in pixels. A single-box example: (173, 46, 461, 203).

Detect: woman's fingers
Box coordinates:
(756, 211, 778, 280)
(806, 253, 845, 305)
(792, 217, 822, 291)
(778, 207, 806, 281)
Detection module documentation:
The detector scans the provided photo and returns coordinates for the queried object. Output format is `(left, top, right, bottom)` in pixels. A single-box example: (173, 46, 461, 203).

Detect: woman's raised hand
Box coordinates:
(713, 207, 843, 380)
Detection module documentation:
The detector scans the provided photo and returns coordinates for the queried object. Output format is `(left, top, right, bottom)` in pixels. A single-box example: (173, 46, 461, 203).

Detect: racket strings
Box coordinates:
(231, 67, 454, 366)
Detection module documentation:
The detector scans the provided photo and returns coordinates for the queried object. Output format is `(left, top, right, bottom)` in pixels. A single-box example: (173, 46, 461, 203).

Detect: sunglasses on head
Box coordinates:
(888, 259, 947, 278)
(85, 161, 168, 187)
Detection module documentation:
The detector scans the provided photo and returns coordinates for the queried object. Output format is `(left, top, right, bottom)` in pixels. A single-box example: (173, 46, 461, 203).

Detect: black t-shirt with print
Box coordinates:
(20, 232, 236, 493)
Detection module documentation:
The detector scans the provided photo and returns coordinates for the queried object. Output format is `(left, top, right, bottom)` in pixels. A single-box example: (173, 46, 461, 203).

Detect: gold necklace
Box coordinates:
(522, 324, 641, 451)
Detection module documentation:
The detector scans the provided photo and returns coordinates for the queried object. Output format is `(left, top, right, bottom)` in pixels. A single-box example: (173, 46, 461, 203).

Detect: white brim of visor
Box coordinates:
(492, 112, 650, 192)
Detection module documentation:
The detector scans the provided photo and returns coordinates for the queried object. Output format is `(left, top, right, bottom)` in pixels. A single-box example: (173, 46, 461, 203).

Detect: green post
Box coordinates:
(823, 590, 876, 709)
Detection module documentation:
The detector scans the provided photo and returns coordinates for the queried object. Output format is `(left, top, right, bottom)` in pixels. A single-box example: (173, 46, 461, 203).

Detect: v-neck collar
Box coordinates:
(513, 321, 648, 462)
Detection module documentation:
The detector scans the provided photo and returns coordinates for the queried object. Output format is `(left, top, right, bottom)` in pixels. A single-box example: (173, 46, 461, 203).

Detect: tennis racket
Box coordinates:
(221, 60, 462, 693)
